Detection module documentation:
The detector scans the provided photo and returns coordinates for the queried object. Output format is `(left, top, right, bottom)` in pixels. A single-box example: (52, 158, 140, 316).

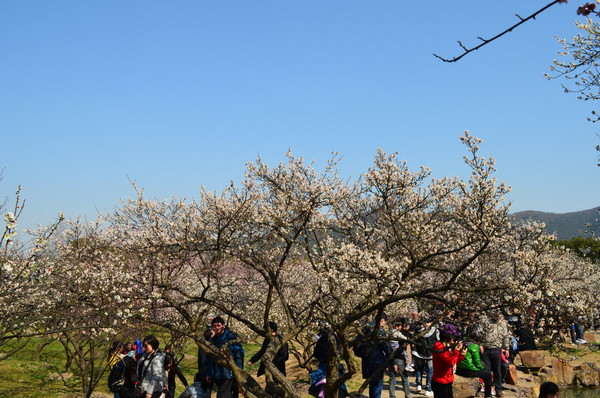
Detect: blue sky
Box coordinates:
(2, 1, 599, 232)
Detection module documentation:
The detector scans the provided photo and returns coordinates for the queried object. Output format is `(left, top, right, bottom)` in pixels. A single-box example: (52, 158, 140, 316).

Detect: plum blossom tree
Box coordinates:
(80, 132, 600, 398)
(18, 218, 142, 397)
(11, 133, 595, 397)
(0, 179, 64, 358)
(104, 156, 341, 398)
(546, 14, 600, 103)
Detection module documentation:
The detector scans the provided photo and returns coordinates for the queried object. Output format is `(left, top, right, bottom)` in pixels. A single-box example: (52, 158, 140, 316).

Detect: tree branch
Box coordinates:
(433, 1, 565, 63)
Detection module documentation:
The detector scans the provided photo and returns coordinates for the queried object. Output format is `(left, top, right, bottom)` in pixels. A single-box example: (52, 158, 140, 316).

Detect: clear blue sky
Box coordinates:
(2, 1, 599, 232)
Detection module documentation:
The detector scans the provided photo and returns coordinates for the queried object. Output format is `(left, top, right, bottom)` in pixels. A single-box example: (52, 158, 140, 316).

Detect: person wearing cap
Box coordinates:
(473, 311, 511, 397)
(431, 324, 466, 398)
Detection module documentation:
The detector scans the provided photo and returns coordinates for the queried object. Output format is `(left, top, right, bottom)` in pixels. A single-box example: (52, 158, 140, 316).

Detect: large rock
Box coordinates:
(540, 358, 576, 385)
(573, 362, 600, 386)
(453, 375, 481, 398)
(505, 363, 519, 385)
(551, 358, 575, 385)
(521, 374, 540, 385)
(519, 351, 545, 369)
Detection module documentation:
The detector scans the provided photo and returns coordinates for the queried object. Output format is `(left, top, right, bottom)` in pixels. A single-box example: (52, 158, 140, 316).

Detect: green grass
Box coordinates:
(0, 335, 369, 398)
(0, 339, 74, 398)
(0, 337, 265, 398)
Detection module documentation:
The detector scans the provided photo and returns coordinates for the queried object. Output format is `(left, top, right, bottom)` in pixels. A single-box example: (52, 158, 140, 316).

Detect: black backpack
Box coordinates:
(108, 356, 137, 393)
(273, 336, 289, 365)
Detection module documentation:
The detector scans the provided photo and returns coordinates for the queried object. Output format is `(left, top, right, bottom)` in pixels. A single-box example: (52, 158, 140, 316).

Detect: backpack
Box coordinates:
(108, 356, 137, 393)
(273, 336, 289, 365)
(353, 340, 374, 358)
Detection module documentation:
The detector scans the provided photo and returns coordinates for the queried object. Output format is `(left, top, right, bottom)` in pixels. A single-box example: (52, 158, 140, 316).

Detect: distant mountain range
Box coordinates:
(510, 206, 600, 240)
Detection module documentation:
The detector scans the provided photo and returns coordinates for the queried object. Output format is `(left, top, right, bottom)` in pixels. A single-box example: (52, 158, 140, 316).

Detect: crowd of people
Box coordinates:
(108, 317, 288, 398)
(107, 310, 566, 398)
(349, 309, 542, 398)
(108, 335, 189, 398)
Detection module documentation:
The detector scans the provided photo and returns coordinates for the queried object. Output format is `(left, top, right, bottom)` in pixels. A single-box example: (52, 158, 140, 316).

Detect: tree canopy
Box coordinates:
(2, 132, 598, 398)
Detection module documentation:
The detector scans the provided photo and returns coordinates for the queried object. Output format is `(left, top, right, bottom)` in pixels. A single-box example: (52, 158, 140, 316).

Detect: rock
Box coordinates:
(522, 374, 540, 384)
(519, 351, 545, 369)
(583, 331, 596, 344)
(503, 383, 537, 398)
(538, 366, 558, 384)
(505, 363, 519, 385)
(574, 362, 600, 386)
(551, 358, 575, 385)
(453, 375, 481, 398)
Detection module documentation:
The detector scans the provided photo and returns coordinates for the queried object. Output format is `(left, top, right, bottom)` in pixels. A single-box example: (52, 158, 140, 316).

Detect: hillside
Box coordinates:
(511, 206, 599, 240)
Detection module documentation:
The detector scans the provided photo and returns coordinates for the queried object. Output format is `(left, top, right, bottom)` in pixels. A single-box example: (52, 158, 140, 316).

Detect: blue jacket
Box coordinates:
(206, 329, 245, 381)
(353, 326, 391, 379)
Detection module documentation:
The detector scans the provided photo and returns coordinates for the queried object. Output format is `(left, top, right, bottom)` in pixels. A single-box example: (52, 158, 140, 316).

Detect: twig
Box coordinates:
(433, 1, 565, 63)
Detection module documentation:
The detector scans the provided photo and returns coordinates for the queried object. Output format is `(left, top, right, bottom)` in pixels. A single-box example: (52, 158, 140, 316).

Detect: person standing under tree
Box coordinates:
(474, 311, 511, 397)
(205, 316, 245, 398)
(138, 335, 167, 398)
(388, 318, 412, 398)
(412, 321, 438, 396)
(164, 345, 189, 398)
(247, 321, 289, 396)
(247, 321, 288, 377)
(353, 316, 391, 398)
(431, 324, 466, 398)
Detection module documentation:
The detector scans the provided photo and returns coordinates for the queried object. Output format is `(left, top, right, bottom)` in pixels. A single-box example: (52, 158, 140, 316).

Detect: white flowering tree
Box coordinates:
(547, 8, 600, 103)
(507, 231, 600, 338)
(545, 8, 600, 163)
(74, 132, 599, 398)
(45, 219, 142, 398)
(23, 132, 597, 397)
(103, 156, 340, 398)
(0, 179, 64, 359)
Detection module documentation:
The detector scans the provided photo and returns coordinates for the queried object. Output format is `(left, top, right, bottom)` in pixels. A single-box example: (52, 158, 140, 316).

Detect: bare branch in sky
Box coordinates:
(433, 1, 567, 63)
